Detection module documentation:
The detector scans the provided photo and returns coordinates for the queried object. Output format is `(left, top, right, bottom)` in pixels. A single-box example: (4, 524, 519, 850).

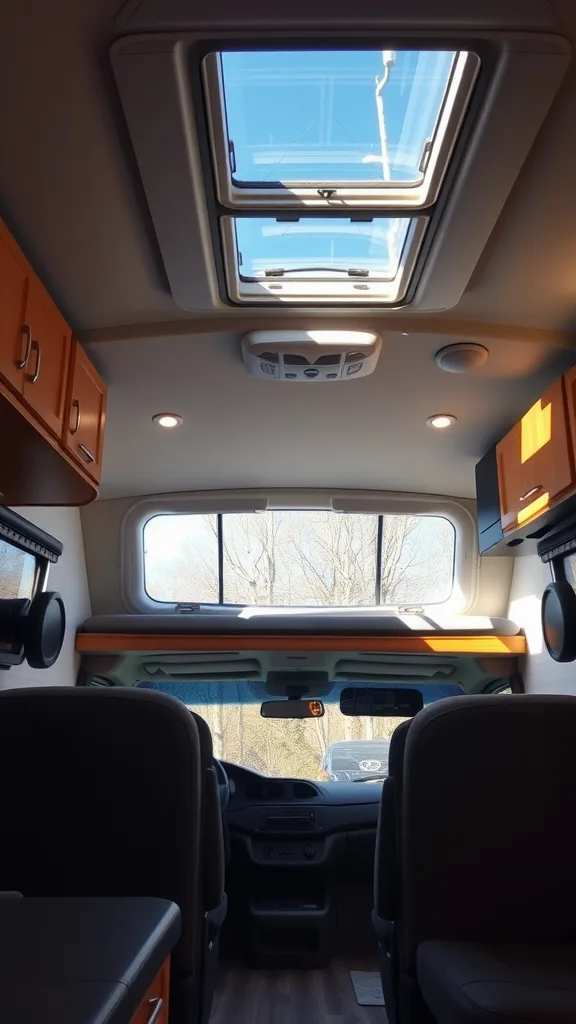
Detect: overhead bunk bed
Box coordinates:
(76, 611, 525, 656)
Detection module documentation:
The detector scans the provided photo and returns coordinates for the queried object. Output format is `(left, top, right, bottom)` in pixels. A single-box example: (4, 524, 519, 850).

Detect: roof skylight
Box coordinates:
(222, 215, 426, 304)
(201, 45, 479, 304)
(204, 48, 479, 210)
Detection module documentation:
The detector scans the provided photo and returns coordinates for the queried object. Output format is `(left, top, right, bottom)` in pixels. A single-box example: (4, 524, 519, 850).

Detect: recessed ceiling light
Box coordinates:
(426, 414, 457, 429)
(152, 413, 183, 428)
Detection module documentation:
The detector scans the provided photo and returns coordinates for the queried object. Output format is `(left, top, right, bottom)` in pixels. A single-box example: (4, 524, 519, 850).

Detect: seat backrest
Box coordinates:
(402, 694, 576, 970)
(0, 687, 202, 977)
(189, 711, 225, 914)
(374, 719, 411, 921)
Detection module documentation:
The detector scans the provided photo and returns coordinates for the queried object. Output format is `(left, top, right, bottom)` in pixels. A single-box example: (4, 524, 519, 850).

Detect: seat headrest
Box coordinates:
(406, 693, 576, 758)
(388, 718, 411, 778)
(188, 710, 214, 764)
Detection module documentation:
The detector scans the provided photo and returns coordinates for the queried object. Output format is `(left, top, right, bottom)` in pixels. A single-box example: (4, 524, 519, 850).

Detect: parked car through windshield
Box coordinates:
(322, 739, 391, 782)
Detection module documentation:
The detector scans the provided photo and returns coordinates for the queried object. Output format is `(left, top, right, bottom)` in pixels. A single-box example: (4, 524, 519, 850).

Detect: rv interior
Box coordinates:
(2, 1, 576, 1023)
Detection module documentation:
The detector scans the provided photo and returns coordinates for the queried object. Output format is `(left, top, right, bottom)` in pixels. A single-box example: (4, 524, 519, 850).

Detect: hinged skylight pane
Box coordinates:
(204, 48, 479, 210)
(221, 215, 427, 304)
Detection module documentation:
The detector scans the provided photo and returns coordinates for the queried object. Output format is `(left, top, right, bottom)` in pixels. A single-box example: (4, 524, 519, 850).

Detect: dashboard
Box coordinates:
(222, 761, 382, 869)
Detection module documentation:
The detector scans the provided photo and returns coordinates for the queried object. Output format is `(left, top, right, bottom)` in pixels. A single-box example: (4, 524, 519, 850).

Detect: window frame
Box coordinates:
(121, 490, 477, 615)
(203, 49, 480, 211)
(111, 31, 571, 312)
(221, 214, 428, 305)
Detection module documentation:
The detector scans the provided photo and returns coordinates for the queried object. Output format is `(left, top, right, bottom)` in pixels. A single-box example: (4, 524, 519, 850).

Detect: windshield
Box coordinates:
(137, 680, 461, 781)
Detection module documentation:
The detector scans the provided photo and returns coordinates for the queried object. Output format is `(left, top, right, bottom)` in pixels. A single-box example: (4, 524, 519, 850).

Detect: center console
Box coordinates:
(223, 764, 382, 967)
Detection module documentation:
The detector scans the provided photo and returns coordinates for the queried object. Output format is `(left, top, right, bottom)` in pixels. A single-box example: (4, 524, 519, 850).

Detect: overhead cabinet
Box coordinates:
(477, 371, 576, 554)
(64, 341, 107, 484)
(0, 217, 106, 505)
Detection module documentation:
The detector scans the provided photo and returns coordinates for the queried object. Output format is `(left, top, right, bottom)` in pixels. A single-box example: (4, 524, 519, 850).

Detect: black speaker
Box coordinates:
(541, 581, 576, 663)
(0, 591, 66, 669)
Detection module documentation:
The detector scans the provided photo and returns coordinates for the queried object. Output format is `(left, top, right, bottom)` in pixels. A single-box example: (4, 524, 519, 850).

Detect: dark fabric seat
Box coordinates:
(188, 711, 227, 1024)
(399, 695, 576, 1024)
(418, 941, 576, 1023)
(0, 686, 224, 1024)
(372, 719, 411, 1024)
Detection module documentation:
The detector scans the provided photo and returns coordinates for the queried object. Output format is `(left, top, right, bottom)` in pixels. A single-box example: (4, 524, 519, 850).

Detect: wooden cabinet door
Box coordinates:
(564, 364, 576, 459)
(64, 342, 106, 484)
(497, 378, 573, 533)
(0, 233, 28, 394)
(129, 960, 170, 1024)
(21, 277, 71, 437)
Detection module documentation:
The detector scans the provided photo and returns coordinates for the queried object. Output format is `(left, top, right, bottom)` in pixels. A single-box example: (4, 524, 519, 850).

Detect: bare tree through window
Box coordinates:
(143, 510, 454, 607)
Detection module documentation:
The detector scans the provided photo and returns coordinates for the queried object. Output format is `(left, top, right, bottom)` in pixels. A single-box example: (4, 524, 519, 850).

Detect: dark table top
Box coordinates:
(0, 896, 181, 1024)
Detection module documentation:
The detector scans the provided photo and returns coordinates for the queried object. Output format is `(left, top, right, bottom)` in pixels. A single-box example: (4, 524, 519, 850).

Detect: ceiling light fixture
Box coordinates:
(426, 414, 457, 429)
(152, 413, 183, 428)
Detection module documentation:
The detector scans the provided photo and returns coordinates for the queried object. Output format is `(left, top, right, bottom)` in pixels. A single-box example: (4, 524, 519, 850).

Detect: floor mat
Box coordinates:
(350, 970, 385, 1006)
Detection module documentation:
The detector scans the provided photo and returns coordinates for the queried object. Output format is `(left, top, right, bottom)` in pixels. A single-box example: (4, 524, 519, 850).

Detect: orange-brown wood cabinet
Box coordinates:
(0, 227, 28, 395)
(0, 216, 106, 505)
(496, 378, 574, 533)
(564, 364, 576, 460)
(129, 959, 170, 1024)
(64, 341, 107, 485)
(21, 275, 72, 438)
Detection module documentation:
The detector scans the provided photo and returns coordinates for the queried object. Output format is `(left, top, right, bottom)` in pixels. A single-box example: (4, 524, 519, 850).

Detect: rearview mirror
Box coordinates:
(340, 687, 423, 717)
(261, 699, 325, 719)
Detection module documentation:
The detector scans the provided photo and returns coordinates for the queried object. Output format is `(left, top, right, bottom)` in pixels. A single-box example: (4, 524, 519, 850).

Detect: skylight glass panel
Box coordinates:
(204, 49, 479, 209)
(222, 49, 452, 184)
(234, 217, 410, 280)
(221, 215, 426, 304)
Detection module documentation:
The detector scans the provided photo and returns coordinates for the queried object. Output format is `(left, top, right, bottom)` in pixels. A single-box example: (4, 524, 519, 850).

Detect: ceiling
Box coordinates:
(86, 330, 571, 499)
(1, 0, 576, 500)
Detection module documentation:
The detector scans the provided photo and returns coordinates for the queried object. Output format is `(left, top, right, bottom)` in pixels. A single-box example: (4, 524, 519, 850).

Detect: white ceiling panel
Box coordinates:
(87, 331, 573, 499)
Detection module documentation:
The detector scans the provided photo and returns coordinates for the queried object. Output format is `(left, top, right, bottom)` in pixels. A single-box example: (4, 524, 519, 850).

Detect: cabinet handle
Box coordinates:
(519, 484, 542, 502)
(16, 324, 32, 370)
(70, 399, 81, 434)
(77, 442, 95, 464)
(146, 997, 164, 1024)
(26, 339, 41, 384)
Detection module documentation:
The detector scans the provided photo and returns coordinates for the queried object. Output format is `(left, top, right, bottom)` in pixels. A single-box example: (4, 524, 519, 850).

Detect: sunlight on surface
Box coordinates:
(508, 592, 543, 655)
(423, 637, 521, 653)
(521, 399, 552, 463)
(517, 492, 550, 526)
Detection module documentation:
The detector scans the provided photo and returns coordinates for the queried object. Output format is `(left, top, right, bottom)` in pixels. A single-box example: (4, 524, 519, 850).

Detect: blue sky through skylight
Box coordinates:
(234, 217, 411, 279)
(220, 49, 455, 185)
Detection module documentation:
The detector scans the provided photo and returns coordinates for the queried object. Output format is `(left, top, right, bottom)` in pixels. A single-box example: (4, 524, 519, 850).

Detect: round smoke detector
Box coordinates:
(434, 342, 489, 374)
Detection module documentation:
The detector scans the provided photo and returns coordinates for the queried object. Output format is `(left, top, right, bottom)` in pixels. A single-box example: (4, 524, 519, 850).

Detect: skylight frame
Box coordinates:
(203, 49, 480, 211)
(221, 214, 428, 305)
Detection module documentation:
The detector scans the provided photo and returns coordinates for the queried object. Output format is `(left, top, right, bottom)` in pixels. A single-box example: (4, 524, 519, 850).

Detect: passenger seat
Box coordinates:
(401, 695, 576, 1023)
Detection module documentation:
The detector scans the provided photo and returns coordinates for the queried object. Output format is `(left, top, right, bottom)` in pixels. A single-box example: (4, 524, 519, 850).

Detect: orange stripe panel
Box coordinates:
(75, 633, 525, 656)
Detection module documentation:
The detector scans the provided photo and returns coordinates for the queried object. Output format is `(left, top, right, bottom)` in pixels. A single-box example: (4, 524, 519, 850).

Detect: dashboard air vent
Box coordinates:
(293, 781, 319, 799)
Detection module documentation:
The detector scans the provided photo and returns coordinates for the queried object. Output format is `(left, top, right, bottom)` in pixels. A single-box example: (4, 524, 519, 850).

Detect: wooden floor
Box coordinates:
(210, 959, 387, 1024)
